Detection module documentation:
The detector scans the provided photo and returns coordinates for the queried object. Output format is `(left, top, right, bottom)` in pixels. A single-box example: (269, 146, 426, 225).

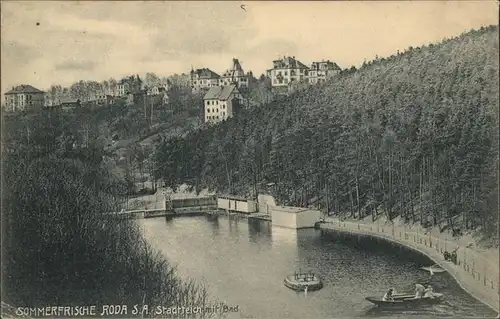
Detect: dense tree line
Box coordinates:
(154, 26, 499, 240)
(45, 73, 191, 105)
(1, 110, 212, 314)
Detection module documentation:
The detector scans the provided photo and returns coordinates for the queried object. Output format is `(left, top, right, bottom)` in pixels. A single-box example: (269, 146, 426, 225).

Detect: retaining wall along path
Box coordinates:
(320, 218, 500, 313)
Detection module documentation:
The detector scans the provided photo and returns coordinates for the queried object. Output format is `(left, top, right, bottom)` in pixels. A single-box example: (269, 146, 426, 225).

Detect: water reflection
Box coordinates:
(164, 215, 174, 223)
(248, 218, 271, 247)
(207, 215, 220, 237)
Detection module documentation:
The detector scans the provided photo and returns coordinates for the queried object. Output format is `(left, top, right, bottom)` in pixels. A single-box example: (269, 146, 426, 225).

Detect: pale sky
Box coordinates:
(1, 1, 498, 95)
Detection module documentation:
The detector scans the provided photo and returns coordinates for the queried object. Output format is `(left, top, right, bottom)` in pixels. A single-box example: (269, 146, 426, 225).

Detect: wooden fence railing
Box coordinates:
(325, 219, 499, 308)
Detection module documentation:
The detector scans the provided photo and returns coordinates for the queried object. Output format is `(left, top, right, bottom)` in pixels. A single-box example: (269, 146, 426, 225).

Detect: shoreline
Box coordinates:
(319, 217, 500, 314)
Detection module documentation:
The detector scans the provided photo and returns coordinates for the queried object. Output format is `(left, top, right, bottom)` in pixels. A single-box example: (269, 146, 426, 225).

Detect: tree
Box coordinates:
(144, 72, 161, 88)
(153, 26, 499, 241)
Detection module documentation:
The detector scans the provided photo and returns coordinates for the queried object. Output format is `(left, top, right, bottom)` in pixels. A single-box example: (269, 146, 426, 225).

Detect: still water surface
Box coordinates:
(139, 216, 496, 319)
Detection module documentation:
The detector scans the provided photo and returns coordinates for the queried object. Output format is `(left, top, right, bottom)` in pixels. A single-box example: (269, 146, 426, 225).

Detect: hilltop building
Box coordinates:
(190, 68, 220, 93)
(308, 60, 341, 84)
(44, 92, 57, 108)
(219, 58, 255, 90)
(117, 75, 143, 96)
(96, 94, 115, 106)
(105, 87, 118, 97)
(147, 86, 167, 96)
(60, 97, 81, 110)
(4, 85, 45, 112)
(203, 84, 241, 124)
(266, 56, 309, 93)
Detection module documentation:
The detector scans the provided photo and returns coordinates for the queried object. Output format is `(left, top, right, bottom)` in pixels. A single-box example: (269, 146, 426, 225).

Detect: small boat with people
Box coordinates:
(284, 271, 323, 292)
(420, 263, 446, 275)
(366, 284, 443, 308)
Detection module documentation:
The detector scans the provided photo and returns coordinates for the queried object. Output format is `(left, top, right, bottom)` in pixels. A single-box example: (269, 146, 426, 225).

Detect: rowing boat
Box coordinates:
(365, 293, 444, 308)
(420, 264, 446, 274)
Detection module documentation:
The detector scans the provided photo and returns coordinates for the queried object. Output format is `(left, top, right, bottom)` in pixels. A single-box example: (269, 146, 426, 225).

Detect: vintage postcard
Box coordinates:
(1, 1, 499, 319)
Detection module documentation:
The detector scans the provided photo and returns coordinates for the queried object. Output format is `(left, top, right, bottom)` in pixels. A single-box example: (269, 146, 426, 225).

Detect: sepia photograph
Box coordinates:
(1, 1, 499, 318)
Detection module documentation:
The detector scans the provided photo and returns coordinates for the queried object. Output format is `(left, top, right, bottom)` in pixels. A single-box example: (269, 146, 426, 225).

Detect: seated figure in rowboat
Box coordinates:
(423, 285, 436, 299)
(382, 288, 395, 301)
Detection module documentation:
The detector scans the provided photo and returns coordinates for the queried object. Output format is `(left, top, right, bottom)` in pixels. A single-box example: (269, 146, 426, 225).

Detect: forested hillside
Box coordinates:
(2, 108, 210, 308)
(154, 26, 499, 239)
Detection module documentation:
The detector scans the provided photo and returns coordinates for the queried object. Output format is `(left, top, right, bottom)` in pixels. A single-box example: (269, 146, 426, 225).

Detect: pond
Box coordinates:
(139, 216, 497, 319)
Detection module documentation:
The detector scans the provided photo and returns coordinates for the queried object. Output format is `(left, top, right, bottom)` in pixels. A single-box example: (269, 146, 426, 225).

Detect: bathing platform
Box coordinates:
(284, 272, 323, 292)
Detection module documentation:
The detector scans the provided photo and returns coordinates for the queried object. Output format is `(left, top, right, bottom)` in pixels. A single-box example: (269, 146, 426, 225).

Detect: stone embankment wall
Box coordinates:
(320, 218, 500, 313)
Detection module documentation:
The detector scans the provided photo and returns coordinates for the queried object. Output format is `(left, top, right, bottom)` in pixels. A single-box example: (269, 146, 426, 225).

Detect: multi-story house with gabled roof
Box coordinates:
(117, 75, 143, 96)
(308, 60, 341, 85)
(266, 56, 310, 93)
(203, 84, 242, 124)
(219, 58, 255, 90)
(190, 68, 220, 93)
(4, 84, 45, 112)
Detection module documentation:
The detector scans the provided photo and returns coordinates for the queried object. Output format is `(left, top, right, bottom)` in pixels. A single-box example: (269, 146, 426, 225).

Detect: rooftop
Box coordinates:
(60, 97, 80, 104)
(272, 206, 320, 214)
(203, 84, 239, 100)
(271, 56, 309, 70)
(221, 58, 245, 77)
(310, 60, 342, 71)
(5, 85, 44, 95)
(218, 194, 253, 202)
(191, 68, 220, 79)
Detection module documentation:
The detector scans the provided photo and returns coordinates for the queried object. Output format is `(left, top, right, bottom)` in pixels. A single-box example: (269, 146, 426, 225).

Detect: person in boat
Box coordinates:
(382, 288, 395, 301)
(414, 284, 425, 299)
(424, 285, 436, 298)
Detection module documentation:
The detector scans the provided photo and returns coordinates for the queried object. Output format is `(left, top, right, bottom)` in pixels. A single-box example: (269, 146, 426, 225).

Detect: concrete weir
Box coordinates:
(320, 221, 500, 314)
